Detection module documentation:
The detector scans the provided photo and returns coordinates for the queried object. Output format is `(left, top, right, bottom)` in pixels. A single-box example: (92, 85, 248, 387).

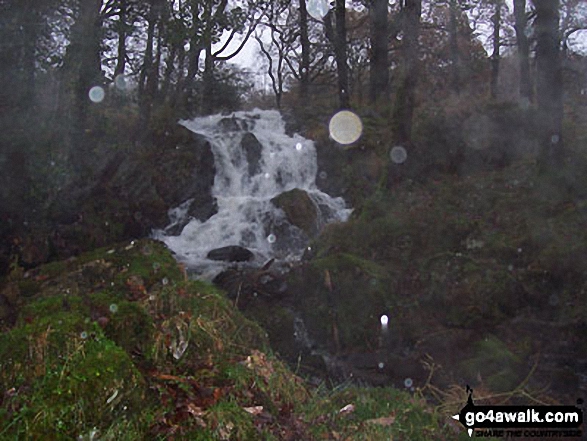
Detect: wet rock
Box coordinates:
(151, 126, 217, 222)
(207, 245, 254, 262)
(219, 116, 249, 131)
(271, 189, 319, 237)
(241, 132, 262, 176)
(213, 263, 287, 309)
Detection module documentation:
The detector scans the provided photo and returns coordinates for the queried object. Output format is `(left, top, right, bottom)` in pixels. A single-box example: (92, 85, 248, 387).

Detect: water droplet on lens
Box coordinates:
(307, 0, 329, 20)
(162, 277, 169, 285)
(378, 362, 385, 369)
(329, 110, 363, 145)
(114, 74, 127, 91)
(551, 134, 560, 144)
(109, 304, 118, 313)
(89, 86, 105, 103)
(390, 146, 408, 164)
(319, 171, 327, 179)
(517, 248, 522, 253)
(267, 234, 276, 244)
(404, 378, 413, 388)
(264, 172, 270, 179)
(295, 142, 303, 151)
(380, 315, 389, 326)
(80, 331, 88, 339)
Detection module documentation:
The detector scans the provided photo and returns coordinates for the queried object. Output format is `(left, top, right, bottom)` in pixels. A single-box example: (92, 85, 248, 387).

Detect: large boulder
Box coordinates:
(270, 188, 319, 237)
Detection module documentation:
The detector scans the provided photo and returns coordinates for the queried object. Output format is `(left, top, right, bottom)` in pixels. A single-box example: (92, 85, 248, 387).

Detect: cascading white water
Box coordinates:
(154, 109, 351, 279)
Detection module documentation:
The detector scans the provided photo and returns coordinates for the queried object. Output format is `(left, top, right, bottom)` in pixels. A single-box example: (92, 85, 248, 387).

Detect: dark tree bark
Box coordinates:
(203, 41, 215, 114)
(62, 0, 102, 172)
(369, 0, 389, 105)
(255, 33, 283, 109)
(114, 0, 128, 77)
(490, 0, 501, 99)
(21, 0, 39, 108)
(334, 0, 350, 109)
(391, 0, 421, 146)
(533, 0, 564, 168)
(161, 44, 178, 99)
(139, 0, 159, 129)
(299, 0, 311, 100)
(448, 0, 460, 95)
(182, 0, 204, 107)
(514, 0, 533, 103)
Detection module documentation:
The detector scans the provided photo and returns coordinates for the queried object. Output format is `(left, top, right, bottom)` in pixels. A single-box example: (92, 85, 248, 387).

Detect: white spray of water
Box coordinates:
(155, 109, 351, 278)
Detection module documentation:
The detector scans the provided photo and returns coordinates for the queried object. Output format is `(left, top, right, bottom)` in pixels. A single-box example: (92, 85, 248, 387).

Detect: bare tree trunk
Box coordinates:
(490, 0, 501, 99)
(299, 0, 311, 100)
(139, 0, 157, 129)
(391, 0, 421, 146)
(161, 44, 177, 100)
(369, 0, 389, 106)
(514, 0, 533, 103)
(533, 0, 564, 168)
(203, 42, 215, 114)
(146, 27, 162, 102)
(448, 0, 460, 94)
(62, 0, 102, 173)
(114, 0, 127, 77)
(22, 1, 38, 107)
(334, 0, 350, 109)
(255, 33, 282, 109)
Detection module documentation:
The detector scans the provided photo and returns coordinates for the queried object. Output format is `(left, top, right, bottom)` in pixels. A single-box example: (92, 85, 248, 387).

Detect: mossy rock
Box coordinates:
(271, 188, 319, 237)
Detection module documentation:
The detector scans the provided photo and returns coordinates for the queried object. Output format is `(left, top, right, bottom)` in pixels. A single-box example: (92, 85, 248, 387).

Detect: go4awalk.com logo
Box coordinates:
(452, 386, 584, 438)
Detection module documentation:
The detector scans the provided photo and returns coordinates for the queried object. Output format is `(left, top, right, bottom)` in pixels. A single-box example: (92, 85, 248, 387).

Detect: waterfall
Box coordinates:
(154, 109, 351, 279)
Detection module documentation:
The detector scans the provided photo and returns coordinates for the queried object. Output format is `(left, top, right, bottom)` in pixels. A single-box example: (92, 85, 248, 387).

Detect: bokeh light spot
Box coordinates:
(114, 74, 127, 91)
(329, 110, 363, 145)
(307, 0, 329, 20)
(88, 86, 105, 103)
(390, 146, 408, 164)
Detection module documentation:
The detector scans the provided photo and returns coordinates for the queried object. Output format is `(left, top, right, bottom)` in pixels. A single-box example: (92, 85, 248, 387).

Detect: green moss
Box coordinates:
(0, 312, 146, 439)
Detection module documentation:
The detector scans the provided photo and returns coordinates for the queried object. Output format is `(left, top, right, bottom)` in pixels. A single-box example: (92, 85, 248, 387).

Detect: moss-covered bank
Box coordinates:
(0, 239, 465, 439)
